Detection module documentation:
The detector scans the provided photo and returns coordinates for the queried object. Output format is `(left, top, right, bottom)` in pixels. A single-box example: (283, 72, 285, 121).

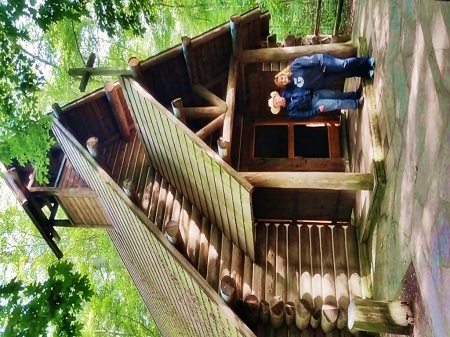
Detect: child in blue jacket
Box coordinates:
(268, 86, 363, 120)
(274, 54, 375, 90)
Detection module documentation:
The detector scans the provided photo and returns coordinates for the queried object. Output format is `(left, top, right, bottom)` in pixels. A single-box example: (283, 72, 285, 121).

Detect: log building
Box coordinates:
(3, 8, 381, 337)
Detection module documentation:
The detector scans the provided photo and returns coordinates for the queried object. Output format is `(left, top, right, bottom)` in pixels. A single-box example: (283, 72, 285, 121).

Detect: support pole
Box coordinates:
(260, 300, 270, 323)
(165, 220, 180, 245)
(348, 299, 413, 335)
(243, 295, 260, 325)
(128, 57, 148, 89)
(104, 81, 131, 142)
(239, 43, 357, 63)
(219, 275, 236, 305)
(86, 137, 99, 158)
(269, 296, 285, 329)
(333, 0, 345, 36)
(230, 15, 242, 58)
(171, 98, 187, 124)
(217, 137, 230, 161)
(222, 56, 239, 163)
(122, 179, 142, 210)
(285, 301, 296, 326)
(182, 36, 197, 86)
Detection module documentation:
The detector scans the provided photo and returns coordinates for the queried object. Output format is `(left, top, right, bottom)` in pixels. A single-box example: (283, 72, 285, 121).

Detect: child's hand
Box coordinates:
(319, 105, 325, 113)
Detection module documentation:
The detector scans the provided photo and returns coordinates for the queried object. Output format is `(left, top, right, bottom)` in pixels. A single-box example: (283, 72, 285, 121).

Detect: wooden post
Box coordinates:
(217, 137, 230, 161)
(196, 114, 225, 141)
(219, 275, 236, 305)
(104, 81, 131, 142)
(182, 36, 196, 86)
(171, 98, 186, 124)
(285, 301, 295, 326)
(239, 43, 357, 63)
(79, 52, 96, 92)
(243, 295, 259, 325)
(52, 103, 64, 120)
(128, 57, 148, 89)
(86, 137, 99, 158)
(240, 172, 374, 190)
(269, 296, 285, 329)
(122, 179, 142, 209)
(230, 15, 242, 58)
(222, 56, 239, 163)
(260, 300, 270, 323)
(165, 220, 180, 245)
(348, 299, 413, 335)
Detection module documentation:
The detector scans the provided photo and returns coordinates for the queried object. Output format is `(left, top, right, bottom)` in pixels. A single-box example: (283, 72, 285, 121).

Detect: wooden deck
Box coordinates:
(102, 128, 362, 336)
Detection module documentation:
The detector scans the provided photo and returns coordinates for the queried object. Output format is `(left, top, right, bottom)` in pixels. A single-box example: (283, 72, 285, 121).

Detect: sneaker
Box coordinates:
(369, 57, 376, 68)
(368, 69, 374, 79)
(358, 96, 365, 107)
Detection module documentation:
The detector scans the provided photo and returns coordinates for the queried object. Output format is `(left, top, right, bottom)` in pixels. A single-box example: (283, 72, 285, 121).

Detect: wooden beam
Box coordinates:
(79, 52, 96, 92)
(196, 113, 226, 141)
(68, 66, 132, 77)
(183, 106, 224, 119)
(193, 84, 227, 109)
(222, 56, 239, 163)
(240, 172, 374, 190)
(171, 98, 187, 124)
(29, 187, 97, 197)
(348, 299, 413, 335)
(230, 15, 242, 58)
(239, 43, 357, 63)
(104, 81, 131, 142)
(358, 37, 387, 241)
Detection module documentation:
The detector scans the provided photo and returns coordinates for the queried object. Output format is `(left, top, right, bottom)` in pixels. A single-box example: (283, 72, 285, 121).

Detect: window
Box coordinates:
(253, 122, 337, 159)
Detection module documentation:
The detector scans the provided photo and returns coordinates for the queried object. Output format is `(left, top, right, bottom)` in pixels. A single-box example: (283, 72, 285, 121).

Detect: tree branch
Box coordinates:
(20, 48, 57, 68)
(117, 313, 156, 335)
(71, 20, 86, 66)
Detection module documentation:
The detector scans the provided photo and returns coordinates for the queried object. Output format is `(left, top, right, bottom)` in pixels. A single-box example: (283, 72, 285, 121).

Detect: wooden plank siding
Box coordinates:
(52, 119, 255, 337)
(53, 158, 111, 228)
(120, 77, 255, 261)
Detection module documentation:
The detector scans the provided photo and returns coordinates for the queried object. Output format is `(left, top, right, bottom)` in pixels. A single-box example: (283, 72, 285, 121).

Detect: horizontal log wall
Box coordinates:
(56, 158, 112, 228)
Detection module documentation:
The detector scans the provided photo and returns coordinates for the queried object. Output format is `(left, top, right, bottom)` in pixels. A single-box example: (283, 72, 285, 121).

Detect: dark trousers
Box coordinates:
(321, 55, 372, 87)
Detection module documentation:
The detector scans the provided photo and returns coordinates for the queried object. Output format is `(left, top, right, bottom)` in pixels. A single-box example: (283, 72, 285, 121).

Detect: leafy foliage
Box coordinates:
(0, 260, 93, 337)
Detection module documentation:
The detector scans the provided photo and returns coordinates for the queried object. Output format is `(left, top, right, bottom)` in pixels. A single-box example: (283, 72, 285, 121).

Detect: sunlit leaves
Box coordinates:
(0, 261, 93, 337)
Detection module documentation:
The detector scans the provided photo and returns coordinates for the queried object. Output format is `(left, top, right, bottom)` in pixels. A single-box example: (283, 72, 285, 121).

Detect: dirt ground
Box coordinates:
(384, 263, 432, 337)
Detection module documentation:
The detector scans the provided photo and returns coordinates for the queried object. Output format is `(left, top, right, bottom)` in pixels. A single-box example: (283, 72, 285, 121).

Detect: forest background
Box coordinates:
(0, 0, 351, 335)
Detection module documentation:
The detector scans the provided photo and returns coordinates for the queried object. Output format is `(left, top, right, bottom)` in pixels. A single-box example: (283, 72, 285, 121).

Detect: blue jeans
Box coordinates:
(312, 90, 358, 111)
(321, 55, 372, 87)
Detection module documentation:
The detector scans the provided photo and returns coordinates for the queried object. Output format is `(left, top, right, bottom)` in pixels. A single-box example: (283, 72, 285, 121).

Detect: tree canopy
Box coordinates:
(0, 260, 93, 337)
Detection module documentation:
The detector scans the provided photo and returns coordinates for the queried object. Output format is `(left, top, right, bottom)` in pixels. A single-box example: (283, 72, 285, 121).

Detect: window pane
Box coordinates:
(254, 125, 288, 158)
(294, 125, 329, 158)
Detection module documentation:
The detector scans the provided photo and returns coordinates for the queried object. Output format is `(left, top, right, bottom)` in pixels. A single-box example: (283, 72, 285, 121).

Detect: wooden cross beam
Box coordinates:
(68, 52, 133, 92)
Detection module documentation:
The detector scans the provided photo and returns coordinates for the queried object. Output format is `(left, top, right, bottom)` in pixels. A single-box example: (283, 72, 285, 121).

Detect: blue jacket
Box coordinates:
(282, 86, 320, 120)
(289, 54, 325, 90)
